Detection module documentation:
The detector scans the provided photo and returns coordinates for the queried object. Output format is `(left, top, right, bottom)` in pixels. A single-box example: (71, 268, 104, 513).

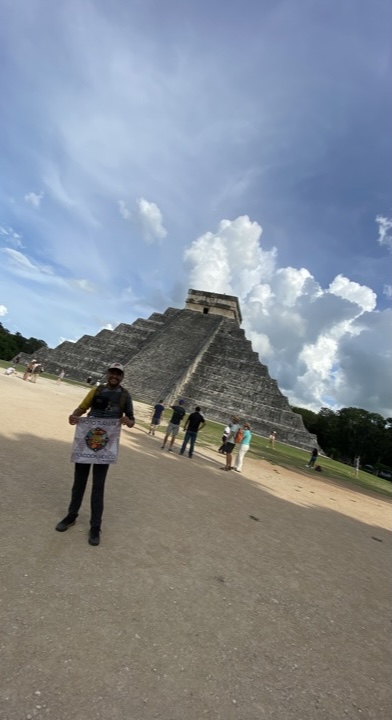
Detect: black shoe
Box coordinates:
(88, 527, 101, 546)
(55, 514, 77, 532)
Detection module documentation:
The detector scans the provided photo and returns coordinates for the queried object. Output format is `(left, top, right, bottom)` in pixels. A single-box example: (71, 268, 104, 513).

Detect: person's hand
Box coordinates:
(121, 417, 135, 428)
(68, 414, 80, 425)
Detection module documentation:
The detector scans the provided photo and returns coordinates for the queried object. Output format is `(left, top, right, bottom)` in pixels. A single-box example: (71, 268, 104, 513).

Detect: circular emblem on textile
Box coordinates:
(84, 427, 109, 452)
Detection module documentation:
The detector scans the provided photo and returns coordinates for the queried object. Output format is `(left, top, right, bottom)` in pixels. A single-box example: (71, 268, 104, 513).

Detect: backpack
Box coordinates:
(234, 427, 244, 443)
(93, 385, 130, 414)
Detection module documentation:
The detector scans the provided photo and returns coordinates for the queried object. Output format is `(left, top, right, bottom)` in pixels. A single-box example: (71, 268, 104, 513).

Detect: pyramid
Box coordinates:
(23, 289, 316, 449)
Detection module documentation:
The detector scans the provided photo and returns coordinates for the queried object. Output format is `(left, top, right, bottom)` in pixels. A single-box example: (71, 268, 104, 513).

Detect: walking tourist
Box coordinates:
(148, 399, 165, 435)
(268, 431, 276, 448)
(56, 369, 65, 384)
(55, 362, 135, 546)
(306, 447, 318, 468)
(23, 359, 37, 381)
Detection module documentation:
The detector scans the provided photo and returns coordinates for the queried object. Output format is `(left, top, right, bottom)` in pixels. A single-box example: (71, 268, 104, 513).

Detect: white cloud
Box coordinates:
(24, 192, 44, 208)
(0, 226, 24, 248)
(118, 200, 131, 220)
(383, 284, 392, 299)
(183, 216, 390, 416)
(376, 215, 392, 251)
(137, 198, 167, 243)
(329, 274, 376, 312)
(70, 279, 96, 293)
(0, 304, 8, 317)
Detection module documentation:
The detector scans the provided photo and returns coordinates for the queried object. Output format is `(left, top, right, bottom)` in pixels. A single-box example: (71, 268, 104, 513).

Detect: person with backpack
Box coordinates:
(234, 423, 252, 473)
(55, 362, 135, 546)
(221, 415, 240, 471)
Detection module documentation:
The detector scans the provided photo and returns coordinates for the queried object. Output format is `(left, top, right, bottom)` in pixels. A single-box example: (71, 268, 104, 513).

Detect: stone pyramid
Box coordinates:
(24, 289, 316, 449)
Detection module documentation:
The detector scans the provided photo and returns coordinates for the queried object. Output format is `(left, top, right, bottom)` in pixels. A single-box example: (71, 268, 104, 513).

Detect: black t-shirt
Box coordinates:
(170, 405, 186, 425)
(187, 411, 205, 432)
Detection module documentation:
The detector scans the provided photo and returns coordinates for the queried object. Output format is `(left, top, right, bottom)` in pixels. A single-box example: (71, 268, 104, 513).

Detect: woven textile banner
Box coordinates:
(71, 418, 121, 464)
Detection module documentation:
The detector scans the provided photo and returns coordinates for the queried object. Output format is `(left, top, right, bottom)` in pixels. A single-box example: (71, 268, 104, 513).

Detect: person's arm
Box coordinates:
(199, 421, 206, 431)
(121, 392, 135, 428)
(68, 387, 97, 425)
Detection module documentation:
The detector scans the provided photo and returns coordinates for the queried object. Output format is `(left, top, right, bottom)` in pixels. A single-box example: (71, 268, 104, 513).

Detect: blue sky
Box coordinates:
(0, 0, 391, 416)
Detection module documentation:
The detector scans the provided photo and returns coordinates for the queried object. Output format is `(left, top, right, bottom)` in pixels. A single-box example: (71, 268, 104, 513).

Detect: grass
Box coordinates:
(2, 359, 391, 498)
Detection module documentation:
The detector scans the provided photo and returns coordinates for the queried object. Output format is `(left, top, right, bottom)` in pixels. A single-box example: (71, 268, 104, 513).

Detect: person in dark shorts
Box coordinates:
(179, 406, 205, 458)
(222, 416, 240, 471)
(218, 424, 231, 453)
(148, 400, 165, 435)
(161, 399, 186, 452)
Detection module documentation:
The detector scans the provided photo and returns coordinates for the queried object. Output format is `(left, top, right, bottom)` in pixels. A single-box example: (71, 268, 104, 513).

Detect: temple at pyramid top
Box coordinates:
(185, 289, 242, 326)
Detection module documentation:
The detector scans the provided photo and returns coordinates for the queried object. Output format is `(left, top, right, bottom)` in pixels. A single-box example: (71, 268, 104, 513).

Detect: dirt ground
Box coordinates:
(0, 374, 391, 720)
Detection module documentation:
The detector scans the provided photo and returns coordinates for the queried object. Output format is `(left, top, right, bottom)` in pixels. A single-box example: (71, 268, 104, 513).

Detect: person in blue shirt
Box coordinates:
(234, 423, 252, 473)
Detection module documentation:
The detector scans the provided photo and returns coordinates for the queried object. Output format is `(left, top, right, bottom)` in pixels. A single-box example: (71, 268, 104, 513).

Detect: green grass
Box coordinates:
(3, 358, 390, 498)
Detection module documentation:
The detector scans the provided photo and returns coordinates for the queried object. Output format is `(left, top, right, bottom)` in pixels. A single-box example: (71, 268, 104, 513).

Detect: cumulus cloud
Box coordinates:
(376, 215, 392, 251)
(118, 200, 131, 220)
(24, 192, 44, 208)
(383, 284, 392, 299)
(137, 198, 167, 243)
(183, 215, 391, 416)
(0, 304, 8, 317)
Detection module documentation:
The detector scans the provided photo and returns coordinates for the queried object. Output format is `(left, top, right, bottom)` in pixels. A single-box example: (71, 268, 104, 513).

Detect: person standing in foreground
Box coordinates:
(222, 416, 240, 471)
(161, 399, 186, 451)
(180, 406, 205, 458)
(55, 362, 135, 546)
(148, 399, 165, 435)
(234, 423, 252, 473)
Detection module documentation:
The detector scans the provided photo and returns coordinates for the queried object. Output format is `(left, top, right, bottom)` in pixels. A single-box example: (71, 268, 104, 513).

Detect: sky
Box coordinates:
(0, 0, 391, 418)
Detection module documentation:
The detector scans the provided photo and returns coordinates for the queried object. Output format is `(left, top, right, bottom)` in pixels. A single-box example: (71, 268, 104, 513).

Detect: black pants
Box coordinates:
(68, 463, 109, 528)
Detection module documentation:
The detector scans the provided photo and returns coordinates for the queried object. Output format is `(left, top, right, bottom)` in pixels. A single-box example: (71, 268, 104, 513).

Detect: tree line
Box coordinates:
(292, 405, 392, 471)
(0, 322, 47, 361)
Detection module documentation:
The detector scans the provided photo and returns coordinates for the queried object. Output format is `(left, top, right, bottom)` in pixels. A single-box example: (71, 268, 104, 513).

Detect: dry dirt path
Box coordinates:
(0, 375, 391, 720)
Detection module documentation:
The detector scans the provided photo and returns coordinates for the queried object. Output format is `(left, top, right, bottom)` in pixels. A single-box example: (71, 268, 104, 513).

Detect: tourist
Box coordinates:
(30, 363, 43, 383)
(56, 369, 65, 384)
(161, 399, 186, 452)
(268, 431, 276, 448)
(221, 416, 240, 471)
(55, 362, 135, 546)
(234, 423, 252, 473)
(23, 359, 37, 381)
(218, 424, 231, 454)
(148, 399, 165, 435)
(179, 406, 205, 458)
(306, 448, 318, 468)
